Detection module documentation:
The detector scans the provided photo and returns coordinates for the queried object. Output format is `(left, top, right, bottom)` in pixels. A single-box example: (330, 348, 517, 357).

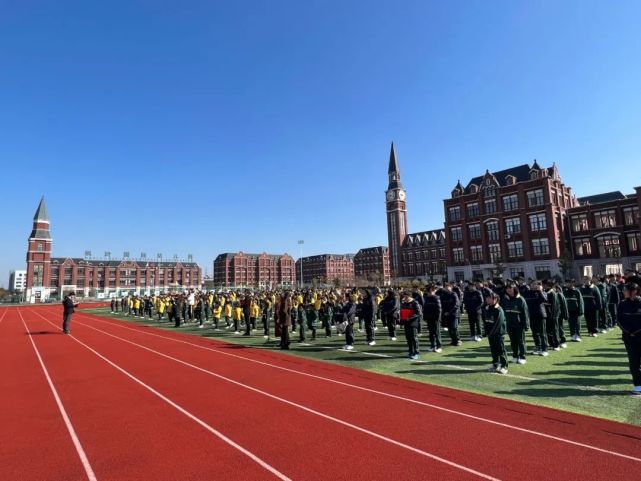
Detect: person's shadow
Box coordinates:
(25, 331, 58, 335)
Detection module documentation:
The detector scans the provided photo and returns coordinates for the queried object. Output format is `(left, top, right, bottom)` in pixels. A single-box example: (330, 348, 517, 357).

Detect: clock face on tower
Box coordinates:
(398, 191, 406, 201)
(386, 191, 395, 201)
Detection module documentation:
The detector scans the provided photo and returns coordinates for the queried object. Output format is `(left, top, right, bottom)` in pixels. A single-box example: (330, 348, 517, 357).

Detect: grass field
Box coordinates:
(85, 307, 641, 426)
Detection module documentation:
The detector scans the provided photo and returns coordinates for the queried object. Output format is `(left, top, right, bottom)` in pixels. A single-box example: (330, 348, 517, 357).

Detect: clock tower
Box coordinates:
(26, 196, 53, 303)
(385, 142, 408, 276)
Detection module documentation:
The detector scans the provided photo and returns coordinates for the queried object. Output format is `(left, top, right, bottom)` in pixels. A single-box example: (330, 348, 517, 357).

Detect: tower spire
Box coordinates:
(30, 196, 51, 239)
(388, 142, 400, 174)
(33, 195, 49, 223)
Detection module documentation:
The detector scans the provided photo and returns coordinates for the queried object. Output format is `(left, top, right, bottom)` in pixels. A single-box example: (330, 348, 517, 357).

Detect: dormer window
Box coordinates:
(469, 184, 479, 194)
(530, 170, 538, 180)
(506, 175, 516, 185)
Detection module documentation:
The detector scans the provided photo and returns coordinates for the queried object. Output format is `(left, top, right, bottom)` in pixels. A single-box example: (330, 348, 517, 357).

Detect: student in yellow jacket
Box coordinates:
(224, 302, 232, 328)
(212, 303, 222, 330)
(232, 303, 243, 334)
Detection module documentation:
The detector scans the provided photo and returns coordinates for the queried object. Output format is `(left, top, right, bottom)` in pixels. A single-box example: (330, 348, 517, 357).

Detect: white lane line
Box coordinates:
(29, 312, 292, 481)
(0, 309, 8, 324)
(36, 313, 502, 481)
(72, 310, 641, 463)
(18, 309, 98, 481)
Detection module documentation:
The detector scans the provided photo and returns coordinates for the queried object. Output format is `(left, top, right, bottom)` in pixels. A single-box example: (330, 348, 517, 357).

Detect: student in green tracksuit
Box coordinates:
(580, 278, 602, 337)
(597, 277, 610, 333)
(564, 280, 585, 341)
(482, 291, 508, 374)
(544, 280, 561, 350)
(501, 281, 530, 365)
(555, 284, 569, 348)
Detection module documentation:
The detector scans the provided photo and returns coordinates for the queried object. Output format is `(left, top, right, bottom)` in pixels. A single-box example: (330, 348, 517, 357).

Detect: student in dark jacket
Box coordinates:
(380, 290, 399, 341)
(482, 291, 508, 374)
(441, 284, 462, 346)
(341, 294, 357, 351)
(617, 283, 641, 394)
(563, 279, 585, 341)
(555, 284, 569, 348)
(523, 281, 549, 356)
(173, 297, 183, 328)
(62, 291, 78, 334)
(423, 284, 443, 352)
(580, 277, 602, 337)
(501, 281, 530, 364)
(400, 291, 422, 360)
(361, 289, 377, 346)
(544, 280, 561, 350)
(607, 276, 621, 329)
(463, 283, 484, 341)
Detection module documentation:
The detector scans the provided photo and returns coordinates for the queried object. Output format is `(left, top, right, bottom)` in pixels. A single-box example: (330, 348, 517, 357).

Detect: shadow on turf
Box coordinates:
(495, 387, 629, 398)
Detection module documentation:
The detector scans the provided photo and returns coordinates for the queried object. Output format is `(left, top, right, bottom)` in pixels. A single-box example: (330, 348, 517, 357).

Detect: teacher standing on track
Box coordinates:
(62, 291, 78, 334)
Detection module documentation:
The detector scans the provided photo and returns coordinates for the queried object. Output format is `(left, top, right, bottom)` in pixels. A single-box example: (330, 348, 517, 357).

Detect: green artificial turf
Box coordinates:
(83, 307, 641, 426)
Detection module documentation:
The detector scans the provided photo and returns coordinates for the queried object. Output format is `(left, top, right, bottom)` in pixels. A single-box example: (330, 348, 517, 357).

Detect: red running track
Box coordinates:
(2, 305, 641, 481)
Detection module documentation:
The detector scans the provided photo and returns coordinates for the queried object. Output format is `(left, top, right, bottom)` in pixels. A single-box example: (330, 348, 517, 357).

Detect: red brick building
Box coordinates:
(443, 162, 577, 281)
(354, 246, 391, 286)
(400, 229, 447, 281)
(295, 254, 355, 287)
(25, 197, 202, 302)
(567, 188, 641, 278)
(213, 252, 296, 288)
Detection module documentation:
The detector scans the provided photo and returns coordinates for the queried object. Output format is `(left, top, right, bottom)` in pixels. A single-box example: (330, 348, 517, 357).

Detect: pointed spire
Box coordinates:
(532, 159, 541, 170)
(388, 142, 400, 174)
(33, 196, 49, 223)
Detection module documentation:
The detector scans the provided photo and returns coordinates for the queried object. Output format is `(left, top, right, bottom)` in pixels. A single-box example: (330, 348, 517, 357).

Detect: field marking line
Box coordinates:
(0, 309, 8, 325)
(61, 316, 502, 481)
(28, 312, 292, 481)
(18, 309, 98, 481)
(71, 310, 641, 463)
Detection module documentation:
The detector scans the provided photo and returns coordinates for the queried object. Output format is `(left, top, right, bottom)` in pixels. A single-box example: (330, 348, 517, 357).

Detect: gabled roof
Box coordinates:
(355, 246, 388, 256)
(577, 191, 630, 206)
(50, 257, 200, 268)
(401, 229, 445, 248)
(465, 164, 532, 191)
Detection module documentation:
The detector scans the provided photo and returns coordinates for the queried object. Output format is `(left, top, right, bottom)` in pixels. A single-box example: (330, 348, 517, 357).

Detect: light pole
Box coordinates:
(298, 240, 304, 288)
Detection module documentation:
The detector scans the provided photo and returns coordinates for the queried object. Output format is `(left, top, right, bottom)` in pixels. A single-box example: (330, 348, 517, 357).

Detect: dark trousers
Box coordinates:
(444, 315, 460, 344)
(321, 315, 332, 337)
(608, 304, 617, 328)
(557, 317, 567, 344)
(531, 317, 548, 352)
(585, 310, 598, 334)
(507, 325, 526, 359)
(568, 313, 581, 337)
(598, 308, 607, 330)
(426, 318, 442, 349)
(62, 313, 73, 333)
(623, 334, 641, 387)
(487, 330, 507, 368)
(345, 323, 354, 346)
(280, 325, 290, 349)
(546, 316, 560, 348)
(298, 320, 306, 342)
(403, 321, 419, 356)
(468, 311, 483, 337)
(364, 316, 375, 342)
(385, 314, 397, 338)
(262, 314, 270, 336)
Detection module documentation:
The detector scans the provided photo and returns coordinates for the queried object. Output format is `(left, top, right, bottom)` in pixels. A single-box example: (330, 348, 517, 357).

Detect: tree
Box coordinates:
(492, 254, 506, 279)
(558, 249, 574, 281)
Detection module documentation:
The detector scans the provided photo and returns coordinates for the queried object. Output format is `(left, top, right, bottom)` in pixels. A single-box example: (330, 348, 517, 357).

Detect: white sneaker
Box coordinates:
(600, 329, 608, 334)
(511, 357, 518, 364)
(541, 351, 549, 357)
(518, 359, 527, 365)
(532, 350, 541, 356)
(553, 347, 561, 351)
(368, 341, 376, 346)
(434, 348, 443, 353)
(389, 337, 397, 341)
(576, 336, 582, 342)
(344, 345, 354, 351)
(374, 327, 378, 331)
(498, 367, 508, 375)
(234, 331, 240, 334)
(198, 325, 204, 329)
(357, 329, 363, 333)
(560, 343, 568, 349)
(476, 336, 483, 342)
(443, 327, 449, 331)
(263, 335, 269, 339)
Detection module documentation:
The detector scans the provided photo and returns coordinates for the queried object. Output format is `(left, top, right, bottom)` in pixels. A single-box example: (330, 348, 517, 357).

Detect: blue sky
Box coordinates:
(1, 0, 640, 286)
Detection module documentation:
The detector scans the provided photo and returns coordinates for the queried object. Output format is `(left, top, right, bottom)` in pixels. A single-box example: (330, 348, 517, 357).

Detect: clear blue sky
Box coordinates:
(1, 0, 640, 286)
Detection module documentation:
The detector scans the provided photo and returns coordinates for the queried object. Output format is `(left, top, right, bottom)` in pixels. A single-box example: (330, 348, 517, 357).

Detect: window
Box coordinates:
(507, 241, 524, 258)
(532, 238, 550, 256)
(468, 224, 481, 241)
(623, 207, 639, 226)
(529, 213, 547, 231)
(597, 235, 620, 257)
(470, 245, 483, 262)
(33, 265, 44, 286)
(527, 189, 545, 207)
(450, 226, 462, 242)
(489, 244, 501, 263)
(449, 206, 461, 222)
(467, 202, 480, 218)
(594, 209, 617, 229)
(503, 194, 519, 211)
(509, 267, 525, 279)
(484, 184, 496, 198)
(452, 248, 464, 263)
(485, 199, 497, 214)
(574, 238, 592, 256)
(454, 271, 465, 282)
(627, 233, 640, 252)
(572, 214, 589, 233)
(486, 221, 500, 241)
(37, 243, 43, 252)
(505, 217, 521, 235)
(535, 265, 551, 280)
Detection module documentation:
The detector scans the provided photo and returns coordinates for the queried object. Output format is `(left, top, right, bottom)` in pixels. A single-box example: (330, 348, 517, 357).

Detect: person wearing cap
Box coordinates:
(400, 291, 422, 360)
(617, 282, 641, 395)
(482, 290, 508, 374)
(501, 281, 529, 364)
(563, 279, 584, 341)
(62, 291, 79, 334)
